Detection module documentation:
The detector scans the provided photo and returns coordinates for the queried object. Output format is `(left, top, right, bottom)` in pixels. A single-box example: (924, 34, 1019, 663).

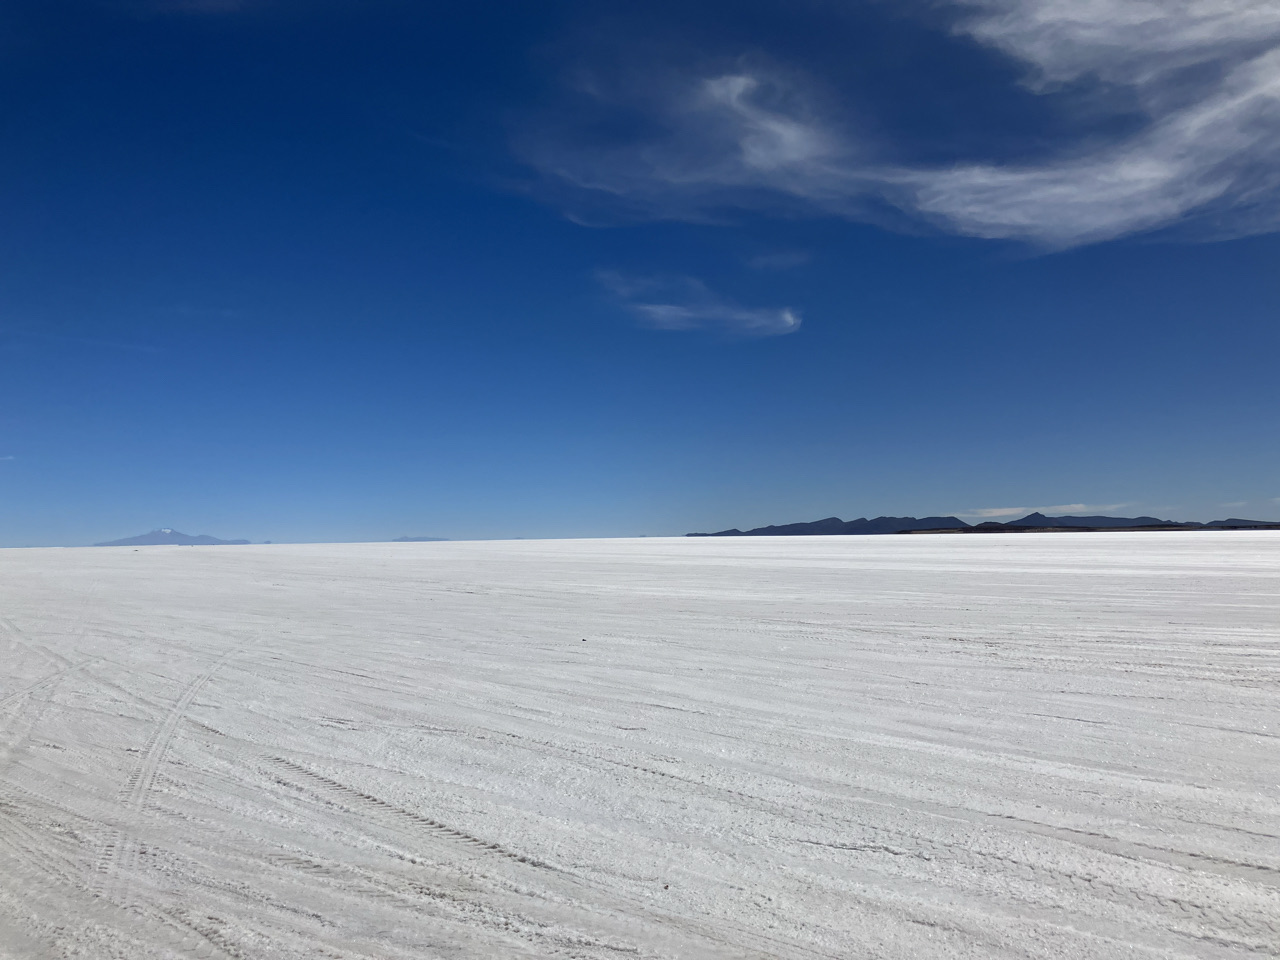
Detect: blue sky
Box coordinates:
(2, 0, 1278, 545)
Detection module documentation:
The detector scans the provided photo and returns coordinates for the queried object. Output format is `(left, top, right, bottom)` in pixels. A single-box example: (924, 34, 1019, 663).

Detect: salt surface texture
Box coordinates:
(0, 533, 1276, 958)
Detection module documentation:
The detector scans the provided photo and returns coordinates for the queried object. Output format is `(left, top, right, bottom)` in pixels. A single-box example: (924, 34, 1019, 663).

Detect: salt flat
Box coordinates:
(0, 533, 1277, 959)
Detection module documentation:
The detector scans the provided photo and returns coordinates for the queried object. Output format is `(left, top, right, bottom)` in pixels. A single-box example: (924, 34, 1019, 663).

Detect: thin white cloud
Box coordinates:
(0, 456, 14, 461)
(1220, 500, 1249, 508)
(524, 1, 1280, 246)
(952, 0, 1280, 89)
(903, 2, 1280, 245)
(962, 502, 1134, 518)
(598, 271, 801, 337)
(521, 70, 868, 220)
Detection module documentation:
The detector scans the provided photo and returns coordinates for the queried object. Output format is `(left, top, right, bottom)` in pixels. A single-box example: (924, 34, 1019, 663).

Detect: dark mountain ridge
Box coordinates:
(963, 515, 1280, 533)
(689, 513, 1280, 537)
(689, 516, 971, 537)
(999, 512, 1179, 529)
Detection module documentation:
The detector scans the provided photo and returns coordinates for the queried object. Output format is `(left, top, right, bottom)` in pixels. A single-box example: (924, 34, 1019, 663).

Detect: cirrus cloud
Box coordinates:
(521, 1, 1280, 247)
(598, 271, 801, 337)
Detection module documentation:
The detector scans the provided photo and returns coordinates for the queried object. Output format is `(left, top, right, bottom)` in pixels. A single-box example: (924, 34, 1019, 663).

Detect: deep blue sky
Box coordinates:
(2, 0, 1278, 545)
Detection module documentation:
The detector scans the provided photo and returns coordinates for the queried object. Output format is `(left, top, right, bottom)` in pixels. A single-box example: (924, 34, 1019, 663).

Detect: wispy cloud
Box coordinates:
(1220, 500, 1249, 508)
(907, 0, 1280, 244)
(961, 502, 1134, 518)
(598, 271, 800, 337)
(523, 1, 1280, 246)
(0, 456, 14, 462)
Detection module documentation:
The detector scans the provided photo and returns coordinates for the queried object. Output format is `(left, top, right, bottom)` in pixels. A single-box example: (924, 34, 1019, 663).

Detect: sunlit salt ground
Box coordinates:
(0, 534, 1277, 959)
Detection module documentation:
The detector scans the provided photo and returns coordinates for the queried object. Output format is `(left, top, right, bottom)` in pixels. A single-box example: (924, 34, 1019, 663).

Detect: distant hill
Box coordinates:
(1204, 518, 1280, 528)
(965, 514, 1280, 533)
(688, 516, 971, 537)
(95, 528, 250, 546)
(391, 536, 449, 542)
(689, 512, 1280, 537)
(998, 512, 1181, 529)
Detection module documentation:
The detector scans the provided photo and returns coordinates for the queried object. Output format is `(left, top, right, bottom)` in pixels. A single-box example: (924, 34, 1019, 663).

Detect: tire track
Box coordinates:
(0, 657, 104, 712)
(0, 615, 68, 669)
(264, 756, 548, 867)
(0, 787, 87, 890)
(97, 646, 242, 906)
(254, 847, 666, 959)
(989, 811, 1280, 885)
(788, 833, 1280, 952)
(0, 787, 235, 959)
(0, 655, 105, 784)
(0, 581, 104, 726)
(261, 756, 849, 960)
(148, 756, 670, 959)
(446, 721, 1279, 951)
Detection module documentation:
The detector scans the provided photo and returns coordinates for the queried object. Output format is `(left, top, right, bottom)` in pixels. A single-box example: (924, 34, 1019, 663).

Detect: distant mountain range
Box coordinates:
(95, 528, 250, 546)
(690, 516, 971, 537)
(688, 513, 1280, 537)
(967, 513, 1280, 532)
